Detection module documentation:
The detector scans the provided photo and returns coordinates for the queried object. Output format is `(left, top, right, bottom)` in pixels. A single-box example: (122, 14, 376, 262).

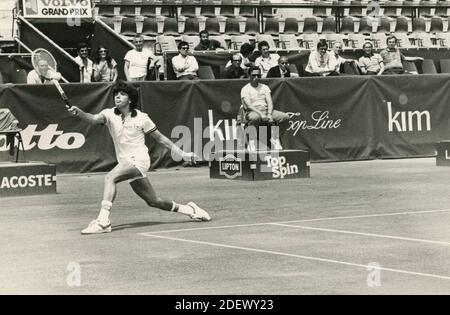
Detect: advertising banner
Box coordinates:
(22, 0, 93, 19)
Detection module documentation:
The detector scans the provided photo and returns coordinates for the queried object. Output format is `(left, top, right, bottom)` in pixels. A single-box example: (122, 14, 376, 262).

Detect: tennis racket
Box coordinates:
(31, 48, 72, 109)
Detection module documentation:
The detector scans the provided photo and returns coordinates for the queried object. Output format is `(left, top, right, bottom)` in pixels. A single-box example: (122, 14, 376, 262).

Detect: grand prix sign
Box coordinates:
(22, 0, 92, 18)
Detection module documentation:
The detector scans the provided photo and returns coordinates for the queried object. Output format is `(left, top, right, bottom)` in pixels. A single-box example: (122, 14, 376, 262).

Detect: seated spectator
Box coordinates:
(254, 41, 279, 78)
(92, 46, 118, 82)
(267, 56, 299, 78)
(221, 53, 247, 79)
(304, 39, 339, 77)
(194, 30, 225, 51)
(172, 41, 199, 80)
(124, 35, 157, 81)
(225, 42, 255, 71)
(241, 66, 290, 151)
(27, 59, 62, 84)
(358, 41, 384, 75)
(380, 35, 423, 75)
(331, 41, 356, 74)
(74, 42, 93, 83)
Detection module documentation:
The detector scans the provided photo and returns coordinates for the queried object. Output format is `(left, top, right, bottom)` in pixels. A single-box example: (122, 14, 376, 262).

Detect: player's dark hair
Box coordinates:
(113, 80, 138, 117)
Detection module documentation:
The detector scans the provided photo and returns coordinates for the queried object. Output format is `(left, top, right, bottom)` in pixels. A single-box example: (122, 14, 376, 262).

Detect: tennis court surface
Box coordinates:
(1, 158, 450, 294)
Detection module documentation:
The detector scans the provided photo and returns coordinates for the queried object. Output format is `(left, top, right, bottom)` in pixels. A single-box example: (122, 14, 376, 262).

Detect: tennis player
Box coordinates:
(68, 81, 211, 234)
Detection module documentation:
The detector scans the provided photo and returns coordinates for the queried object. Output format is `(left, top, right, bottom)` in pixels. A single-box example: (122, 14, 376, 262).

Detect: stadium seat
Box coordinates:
(321, 17, 336, 34)
(244, 17, 260, 36)
(180, 0, 198, 17)
(120, 17, 138, 37)
(348, 0, 364, 18)
(413, 32, 436, 48)
(376, 16, 391, 33)
(430, 16, 444, 33)
(160, 0, 173, 17)
(400, 0, 414, 18)
(181, 35, 201, 50)
(204, 17, 221, 35)
(230, 35, 252, 50)
(436, 32, 450, 47)
(162, 17, 179, 36)
(279, 34, 301, 50)
(261, 0, 276, 18)
(97, 5, 117, 17)
(371, 32, 388, 49)
(435, 1, 450, 17)
(382, 1, 400, 18)
(326, 33, 346, 48)
(300, 33, 320, 50)
(198, 65, 216, 79)
(402, 60, 418, 74)
(358, 16, 373, 34)
(155, 35, 178, 53)
(302, 17, 318, 34)
(421, 59, 437, 74)
(418, 0, 433, 18)
(283, 18, 298, 35)
(264, 17, 279, 35)
(224, 17, 241, 35)
(210, 35, 229, 49)
(120, 6, 138, 17)
(140, 5, 157, 17)
(142, 17, 159, 38)
(340, 17, 355, 34)
(11, 69, 27, 84)
(220, 0, 236, 17)
(200, 0, 217, 17)
(342, 61, 361, 75)
(184, 17, 200, 35)
(239, 0, 256, 17)
(412, 17, 426, 33)
(440, 59, 450, 73)
(255, 34, 278, 49)
(394, 16, 409, 33)
(347, 33, 368, 48)
(312, 2, 328, 17)
(394, 32, 413, 48)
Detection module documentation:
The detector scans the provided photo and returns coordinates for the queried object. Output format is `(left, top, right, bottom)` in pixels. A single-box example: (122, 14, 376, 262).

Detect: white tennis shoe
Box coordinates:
(81, 219, 112, 235)
(187, 202, 211, 222)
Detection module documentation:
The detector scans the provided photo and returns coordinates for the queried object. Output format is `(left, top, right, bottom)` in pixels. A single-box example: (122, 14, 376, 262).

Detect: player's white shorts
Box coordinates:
(119, 155, 150, 182)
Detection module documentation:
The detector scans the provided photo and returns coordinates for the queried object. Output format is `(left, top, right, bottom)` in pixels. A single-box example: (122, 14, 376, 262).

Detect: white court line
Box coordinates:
(140, 208, 450, 235)
(141, 233, 450, 281)
(270, 223, 450, 246)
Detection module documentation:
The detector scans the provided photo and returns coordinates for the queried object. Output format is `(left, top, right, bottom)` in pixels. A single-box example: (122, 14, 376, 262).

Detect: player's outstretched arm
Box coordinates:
(68, 106, 106, 125)
(149, 129, 197, 163)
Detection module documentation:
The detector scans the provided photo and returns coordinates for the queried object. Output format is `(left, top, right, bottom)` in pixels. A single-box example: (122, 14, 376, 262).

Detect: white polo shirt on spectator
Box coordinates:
(74, 56, 94, 83)
(124, 49, 156, 79)
(254, 54, 279, 78)
(240, 83, 271, 113)
(171, 54, 199, 78)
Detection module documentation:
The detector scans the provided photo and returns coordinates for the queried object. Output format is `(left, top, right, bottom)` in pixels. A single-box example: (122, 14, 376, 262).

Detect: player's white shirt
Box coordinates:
(100, 108, 156, 163)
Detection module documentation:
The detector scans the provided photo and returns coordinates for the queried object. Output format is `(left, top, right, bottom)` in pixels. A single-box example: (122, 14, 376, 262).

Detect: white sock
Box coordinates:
(97, 200, 112, 224)
(172, 201, 194, 216)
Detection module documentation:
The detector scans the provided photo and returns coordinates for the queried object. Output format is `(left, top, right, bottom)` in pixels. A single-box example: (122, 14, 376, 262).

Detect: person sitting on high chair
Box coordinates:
(240, 66, 290, 151)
